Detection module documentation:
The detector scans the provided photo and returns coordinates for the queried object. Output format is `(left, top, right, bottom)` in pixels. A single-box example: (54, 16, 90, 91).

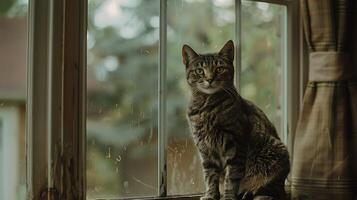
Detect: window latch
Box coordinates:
(40, 187, 60, 200)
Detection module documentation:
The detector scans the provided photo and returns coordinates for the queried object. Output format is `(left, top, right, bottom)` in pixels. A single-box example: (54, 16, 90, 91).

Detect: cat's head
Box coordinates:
(182, 40, 235, 95)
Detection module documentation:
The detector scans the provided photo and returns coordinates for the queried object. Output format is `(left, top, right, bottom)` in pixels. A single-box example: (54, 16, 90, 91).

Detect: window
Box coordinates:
(86, 0, 299, 199)
(87, 0, 160, 198)
(24, 0, 300, 199)
(241, 1, 286, 135)
(166, 1, 235, 195)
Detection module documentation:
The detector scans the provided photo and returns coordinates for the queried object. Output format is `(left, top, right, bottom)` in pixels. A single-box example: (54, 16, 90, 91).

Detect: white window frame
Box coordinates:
(26, 0, 302, 199)
(0, 106, 21, 200)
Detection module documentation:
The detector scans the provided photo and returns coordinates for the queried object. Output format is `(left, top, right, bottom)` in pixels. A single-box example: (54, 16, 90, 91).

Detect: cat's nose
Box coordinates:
(206, 79, 214, 84)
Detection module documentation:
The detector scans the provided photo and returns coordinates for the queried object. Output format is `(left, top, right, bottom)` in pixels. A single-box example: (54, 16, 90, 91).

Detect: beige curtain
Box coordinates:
(291, 0, 357, 199)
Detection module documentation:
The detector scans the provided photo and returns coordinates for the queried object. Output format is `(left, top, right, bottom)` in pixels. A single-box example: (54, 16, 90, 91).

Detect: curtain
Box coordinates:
(291, 0, 357, 199)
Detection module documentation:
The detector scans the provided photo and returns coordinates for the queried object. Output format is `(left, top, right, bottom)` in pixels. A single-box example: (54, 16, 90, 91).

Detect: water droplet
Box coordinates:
(94, 186, 101, 192)
(190, 178, 195, 185)
(123, 181, 129, 193)
(106, 147, 111, 159)
(116, 155, 122, 162)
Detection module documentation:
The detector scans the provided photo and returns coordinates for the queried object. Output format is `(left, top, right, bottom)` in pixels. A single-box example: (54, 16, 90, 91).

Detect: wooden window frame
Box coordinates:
(26, 0, 302, 199)
(27, 0, 86, 199)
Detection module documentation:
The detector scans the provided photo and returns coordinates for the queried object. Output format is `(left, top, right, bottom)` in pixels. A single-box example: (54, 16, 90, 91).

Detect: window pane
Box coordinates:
(167, 0, 235, 195)
(0, 0, 28, 199)
(241, 1, 286, 138)
(86, 0, 159, 198)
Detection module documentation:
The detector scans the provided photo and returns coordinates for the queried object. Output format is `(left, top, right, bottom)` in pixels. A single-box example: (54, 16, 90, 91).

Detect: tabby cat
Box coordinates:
(182, 40, 290, 200)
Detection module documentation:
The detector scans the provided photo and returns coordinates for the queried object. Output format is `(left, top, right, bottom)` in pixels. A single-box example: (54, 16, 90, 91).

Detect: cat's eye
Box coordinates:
(195, 68, 204, 75)
(216, 67, 225, 73)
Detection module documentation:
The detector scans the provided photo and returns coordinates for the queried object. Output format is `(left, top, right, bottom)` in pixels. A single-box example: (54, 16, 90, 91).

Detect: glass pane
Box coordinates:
(86, 0, 159, 198)
(241, 1, 286, 138)
(0, 0, 28, 199)
(167, 0, 235, 195)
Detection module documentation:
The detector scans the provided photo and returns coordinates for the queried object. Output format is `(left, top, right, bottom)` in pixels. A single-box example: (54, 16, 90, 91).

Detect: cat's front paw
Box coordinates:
(201, 196, 219, 200)
(221, 192, 238, 200)
(221, 195, 236, 200)
(201, 193, 220, 200)
(253, 196, 273, 200)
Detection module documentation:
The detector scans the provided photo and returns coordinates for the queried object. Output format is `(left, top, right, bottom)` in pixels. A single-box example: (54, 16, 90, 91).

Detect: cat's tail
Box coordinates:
(241, 135, 290, 194)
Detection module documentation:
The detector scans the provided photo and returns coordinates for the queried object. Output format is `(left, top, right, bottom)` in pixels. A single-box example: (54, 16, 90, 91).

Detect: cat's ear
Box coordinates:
(182, 44, 199, 65)
(219, 40, 234, 61)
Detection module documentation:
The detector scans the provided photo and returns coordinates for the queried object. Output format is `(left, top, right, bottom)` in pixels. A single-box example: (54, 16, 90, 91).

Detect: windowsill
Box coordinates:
(94, 194, 202, 200)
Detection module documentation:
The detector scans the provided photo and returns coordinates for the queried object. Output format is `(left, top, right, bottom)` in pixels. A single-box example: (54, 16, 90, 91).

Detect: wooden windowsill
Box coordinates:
(94, 194, 202, 200)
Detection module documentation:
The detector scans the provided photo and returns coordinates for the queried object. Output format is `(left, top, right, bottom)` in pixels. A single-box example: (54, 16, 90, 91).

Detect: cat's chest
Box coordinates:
(187, 108, 218, 131)
(187, 99, 237, 130)
(187, 99, 248, 141)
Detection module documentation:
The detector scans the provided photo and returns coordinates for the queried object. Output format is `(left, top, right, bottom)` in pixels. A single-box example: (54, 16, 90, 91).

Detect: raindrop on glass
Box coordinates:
(116, 155, 122, 162)
(123, 181, 129, 194)
(106, 147, 111, 159)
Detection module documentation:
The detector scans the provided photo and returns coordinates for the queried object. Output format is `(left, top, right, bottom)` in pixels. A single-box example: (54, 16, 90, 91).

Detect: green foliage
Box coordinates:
(0, 0, 27, 17)
(0, 0, 15, 15)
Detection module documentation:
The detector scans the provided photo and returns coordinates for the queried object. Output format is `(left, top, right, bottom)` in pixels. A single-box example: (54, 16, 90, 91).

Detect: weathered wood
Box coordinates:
(40, 188, 60, 200)
(62, 0, 87, 199)
(49, 0, 65, 195)
(158, 0, 168, 197)
(27, 0, 51, 199)
(27, 0, 86, 199)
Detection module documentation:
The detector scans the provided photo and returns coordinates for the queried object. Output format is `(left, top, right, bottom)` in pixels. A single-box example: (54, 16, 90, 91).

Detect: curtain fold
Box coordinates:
(291, 0, 357, 199)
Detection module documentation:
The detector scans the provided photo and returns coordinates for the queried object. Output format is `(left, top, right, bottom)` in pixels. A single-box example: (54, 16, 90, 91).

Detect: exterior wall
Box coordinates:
(0, 18, 27, 100)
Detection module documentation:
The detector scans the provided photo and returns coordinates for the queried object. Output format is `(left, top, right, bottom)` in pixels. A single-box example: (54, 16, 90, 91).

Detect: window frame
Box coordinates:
(27, 0, 86, 199)
(26, 0, 302, 199)
(0, 106, 21, 200)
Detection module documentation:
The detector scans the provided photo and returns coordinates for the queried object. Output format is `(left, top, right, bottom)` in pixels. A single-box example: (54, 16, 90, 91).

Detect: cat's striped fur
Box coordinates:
(182, 40, 290, 200)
